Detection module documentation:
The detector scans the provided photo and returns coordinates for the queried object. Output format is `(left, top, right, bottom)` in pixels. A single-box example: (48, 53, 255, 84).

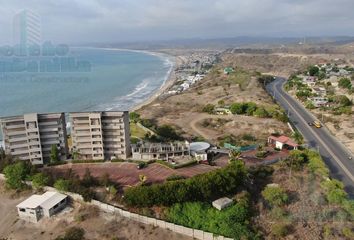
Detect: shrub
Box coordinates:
(32, 173, 49, 189)
(338, 77, 352, 89)
(54, 179, 71, 192)
(342, 227, 354, 239)
(55, 227, 85, 240)
(271, 223, 289, 238)
(3, 162, 32, 190)
(321, 179, 348, 204)
(166, 194, 255, 239)
(202, 104, 215, 114)
(166, 174, 185, 181)
(262, 185, 288, 207)
(286, 150, 308, 170)
(124, 161, 246, 207)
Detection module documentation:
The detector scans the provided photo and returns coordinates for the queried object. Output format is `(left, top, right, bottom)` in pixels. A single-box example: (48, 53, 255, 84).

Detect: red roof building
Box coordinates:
(268, 135, 298, 150)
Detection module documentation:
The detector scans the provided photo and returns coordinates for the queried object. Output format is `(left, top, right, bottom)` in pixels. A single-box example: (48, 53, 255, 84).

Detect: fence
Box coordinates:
(89, 199, 233, 240)
(0, 172, 233, 239)
(224, 143, 258, 152)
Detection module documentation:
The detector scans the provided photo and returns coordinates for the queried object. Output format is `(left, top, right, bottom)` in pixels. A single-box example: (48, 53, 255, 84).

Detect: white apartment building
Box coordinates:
(70, 111, 131, 160)
(0, 113, 68, 165)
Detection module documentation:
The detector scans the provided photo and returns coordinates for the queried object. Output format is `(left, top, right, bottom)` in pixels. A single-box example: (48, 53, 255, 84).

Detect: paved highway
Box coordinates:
(266, 77, 354, 197)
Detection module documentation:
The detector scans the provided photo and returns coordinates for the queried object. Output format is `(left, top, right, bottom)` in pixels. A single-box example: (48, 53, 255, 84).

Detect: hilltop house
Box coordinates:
(16, 191, 68, 223)
(312, 87, 327, 97)
(268, 135, 298, 150)
(303, 76, 317, 87)
(310, 97, 329, 108)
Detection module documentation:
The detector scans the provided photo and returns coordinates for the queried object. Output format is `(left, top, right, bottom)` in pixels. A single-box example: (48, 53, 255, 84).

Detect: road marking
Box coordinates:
(272, 81, 354, 183)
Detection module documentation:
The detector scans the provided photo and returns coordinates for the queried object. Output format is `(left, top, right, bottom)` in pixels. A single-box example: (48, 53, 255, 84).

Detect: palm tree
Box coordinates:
(229, 149, 241, 162)
(292, 131, 304, 144)
(139, 174, 147, 185)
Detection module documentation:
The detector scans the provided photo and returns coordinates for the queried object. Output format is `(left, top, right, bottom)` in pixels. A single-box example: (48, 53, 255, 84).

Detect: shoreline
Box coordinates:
(130, 54, 180, 112)
(74, 46, 178, 112)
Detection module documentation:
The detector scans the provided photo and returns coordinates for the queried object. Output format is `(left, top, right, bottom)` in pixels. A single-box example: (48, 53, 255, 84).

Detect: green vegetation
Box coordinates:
(166, 193, 256, 239)
(54, 179, 71, 192)
(55, 227, 85, 240)
(50, 145, 59, 163)
(3, 162, 33, 189)
(286, 150, 308, 170)
(166, 174, 185, 181)
(130, 122, 147, 139)
(129, 111, 141, 123)
(308, 65, 320, 76)
(124, 161, 246, 207)
(32, 173, 49, 189)
(53, 169, 99, 201)
(202, 104, 215, 114)
(338, 77, 352, 90)
(227, 102, 288, 122)
(262, 185, 288, 207)
(0, 148, 14, 172)
(271, 223, 290, 238)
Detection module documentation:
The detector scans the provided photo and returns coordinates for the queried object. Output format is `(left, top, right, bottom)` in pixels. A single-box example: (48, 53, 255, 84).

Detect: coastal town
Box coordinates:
(1, 2, 354, 240)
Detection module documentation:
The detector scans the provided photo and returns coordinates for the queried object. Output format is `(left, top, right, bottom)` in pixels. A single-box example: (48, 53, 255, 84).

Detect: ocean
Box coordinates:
(0, 47, 173, 117)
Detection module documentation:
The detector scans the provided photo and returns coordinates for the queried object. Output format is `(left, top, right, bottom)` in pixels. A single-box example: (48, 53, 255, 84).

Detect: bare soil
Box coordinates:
(0, 181, 191, 240)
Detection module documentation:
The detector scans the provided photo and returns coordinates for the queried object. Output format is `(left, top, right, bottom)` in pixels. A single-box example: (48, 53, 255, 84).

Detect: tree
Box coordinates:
(54, 179, 71, 192)
(339, 78, 352, 89)
(262, 185, 288, 207)
(229, 150, 241, 162)
(230, 103, 245, 114)
(0, 148, 14, 172)
(292, 131, 304, 144)
(335, 95, 352, 107)
(32, 173, 49, 189)
(139, 174, 147, 185)
(3, 162, 30, 189)
(253, 107, 269, 118)
(308, 65, 320, 76)
(245, 102, 257, 115)
(50, 145, 59, 163)
(108, 185, 117, 200)
(202, 104, 215, 114)
(129, 112, 140, 123)
(156, 125, 180, 141)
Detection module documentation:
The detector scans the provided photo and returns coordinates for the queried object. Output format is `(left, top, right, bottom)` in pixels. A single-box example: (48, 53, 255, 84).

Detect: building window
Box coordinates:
(19, 208, 26, 212)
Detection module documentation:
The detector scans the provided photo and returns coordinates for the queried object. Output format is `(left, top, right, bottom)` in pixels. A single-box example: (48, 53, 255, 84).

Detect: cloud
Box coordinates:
(0, 0, 354, 44)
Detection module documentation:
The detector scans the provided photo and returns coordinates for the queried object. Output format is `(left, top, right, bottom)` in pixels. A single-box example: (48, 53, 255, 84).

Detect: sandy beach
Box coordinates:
(131, 55, 183, 111)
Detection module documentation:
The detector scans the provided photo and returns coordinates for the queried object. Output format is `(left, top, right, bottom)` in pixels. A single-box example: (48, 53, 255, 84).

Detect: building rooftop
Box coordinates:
(17, 191, 67, 210)
(269, 135, 298, 148)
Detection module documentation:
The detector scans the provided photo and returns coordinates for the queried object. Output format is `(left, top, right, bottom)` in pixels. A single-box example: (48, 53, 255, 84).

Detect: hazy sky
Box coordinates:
(1, 0, 354, 44)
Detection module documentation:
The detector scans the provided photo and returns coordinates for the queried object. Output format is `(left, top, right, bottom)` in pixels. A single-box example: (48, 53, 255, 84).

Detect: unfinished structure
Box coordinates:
(70, 111, 131, 160)
(0, 113, 68, 165)
(131, 142, 190, 161)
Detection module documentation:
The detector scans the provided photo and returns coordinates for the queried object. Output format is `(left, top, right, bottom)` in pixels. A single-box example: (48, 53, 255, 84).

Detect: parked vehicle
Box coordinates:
(313, 120, 322, 128)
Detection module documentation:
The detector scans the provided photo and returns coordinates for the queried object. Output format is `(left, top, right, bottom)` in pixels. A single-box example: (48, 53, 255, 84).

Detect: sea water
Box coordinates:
(0, 47, 173, 117)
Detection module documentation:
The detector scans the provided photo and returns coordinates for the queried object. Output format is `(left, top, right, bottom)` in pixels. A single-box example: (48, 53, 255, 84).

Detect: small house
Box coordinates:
(268, 135, 298, 150)
(303, 76, 317, 87)
(310, 97, 328, 107)
(16, 191, 68, 223)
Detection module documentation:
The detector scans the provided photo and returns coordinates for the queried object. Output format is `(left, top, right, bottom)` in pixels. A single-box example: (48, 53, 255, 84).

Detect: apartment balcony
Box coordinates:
(12, 149, 30, 155)
(39, 127, 60, 132)
(73, 119, 90, 124)
(74, 125, 90, 130)
(75, 137, 92, 143)
(40, 133, 59, 139)
(4, 125, 25, 130)
(77, 143, 92, 148)
(74, 131, 91, 137)
(38, 121, 59, 127)
(6, 130, 27, 136)
(102, 125, 124, 130)
(8, 136, 28, 143)
(102, 119, 123, 124)
(11, 143, 29, 149)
